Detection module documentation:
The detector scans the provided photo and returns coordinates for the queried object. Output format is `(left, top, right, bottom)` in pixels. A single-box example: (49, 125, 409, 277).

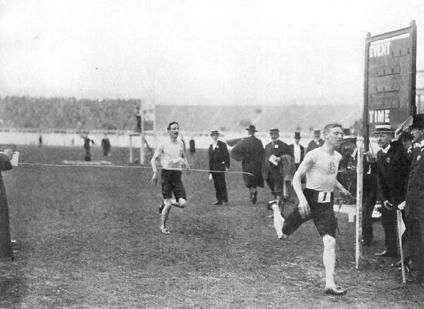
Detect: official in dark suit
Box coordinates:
(375, 123, 410, 258)
(289, 131, 305, 170)
(231, 125, 264, 204)
(306, 129, 325, 153)
(405, 115, 424, 283)
(0, 148, 14, 259)
(263, 128, 291, 202)
(208, 130, 230, 205)
(362, 153, 378, 246)
(189, 137, 196, 154)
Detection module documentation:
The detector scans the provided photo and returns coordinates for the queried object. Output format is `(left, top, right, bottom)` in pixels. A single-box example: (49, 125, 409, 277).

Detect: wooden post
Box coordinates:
(129, 134, 134, 164)
(363, 32, 371, 153)
(140, 100, 145, 165)
(355, 136, 364, 269)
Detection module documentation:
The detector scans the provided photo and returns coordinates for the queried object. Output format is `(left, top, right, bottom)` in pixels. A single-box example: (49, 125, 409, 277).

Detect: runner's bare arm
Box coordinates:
(150, 145, 162, 184)
(293, 153, 313, 218)
(334, 180, 351, 197)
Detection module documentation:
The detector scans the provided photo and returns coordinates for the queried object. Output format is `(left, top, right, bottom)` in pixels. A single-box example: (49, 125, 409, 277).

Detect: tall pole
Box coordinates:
(409, 20, 417, 117)
(129, 135, 133, 164)
(363, 33, 371, 153)
(355, 136, 364, 269)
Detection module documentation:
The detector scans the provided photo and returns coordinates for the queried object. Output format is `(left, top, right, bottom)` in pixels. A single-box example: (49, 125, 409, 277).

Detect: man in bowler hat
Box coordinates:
(231, 125, 264, 204)
(208, 130, 230, 205)
(263, 128, 291, 203)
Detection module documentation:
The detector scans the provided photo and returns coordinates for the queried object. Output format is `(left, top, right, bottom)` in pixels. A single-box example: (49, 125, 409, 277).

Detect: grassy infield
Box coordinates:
(0, 145, 422, 308)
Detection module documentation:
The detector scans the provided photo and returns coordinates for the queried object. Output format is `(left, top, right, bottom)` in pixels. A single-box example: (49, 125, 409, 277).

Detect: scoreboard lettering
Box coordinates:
(369, 41, 390, 58)
(369, 109, 391, 124)
(364, 22, 417, 148)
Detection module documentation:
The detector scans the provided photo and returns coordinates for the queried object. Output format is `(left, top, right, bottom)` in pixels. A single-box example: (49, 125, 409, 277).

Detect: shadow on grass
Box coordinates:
(0, 259, 26, 308)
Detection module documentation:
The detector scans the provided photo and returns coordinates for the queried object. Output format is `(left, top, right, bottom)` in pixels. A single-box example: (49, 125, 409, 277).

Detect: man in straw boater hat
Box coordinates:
(269, 123, 351, 295)
(231, 124, 264, 204)
(404, 114, 424, 285)
(263, 128, 292, 205)
(374, 123, 410, 258)
(208, 130, 230, 205)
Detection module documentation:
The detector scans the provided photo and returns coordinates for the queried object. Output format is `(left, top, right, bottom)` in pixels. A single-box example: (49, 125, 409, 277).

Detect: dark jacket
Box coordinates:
(101, 138, 111, 151)
(0, 153, 13, 258)
(306, 138, 324, 153)
(406, 140, 424, 218)
(231, 136, 264, 187)
(209, 140, 230, 172)
(263, 140, 291, 179)
(376, 140, 410, 205)
(189, 139, 196, 153)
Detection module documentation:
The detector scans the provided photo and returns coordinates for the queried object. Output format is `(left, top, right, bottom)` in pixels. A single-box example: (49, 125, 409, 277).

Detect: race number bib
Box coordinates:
(317, 191, 331, 203)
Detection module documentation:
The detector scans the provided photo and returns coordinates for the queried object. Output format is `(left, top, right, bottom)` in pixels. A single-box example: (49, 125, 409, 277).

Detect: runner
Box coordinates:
(270, 123, 351, 295)
(150, 121, 190, 235)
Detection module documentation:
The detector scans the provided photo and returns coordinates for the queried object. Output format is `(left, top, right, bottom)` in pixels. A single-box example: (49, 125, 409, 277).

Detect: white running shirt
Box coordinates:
(156, 139, 185, 170)
(305, 147, 342, 192)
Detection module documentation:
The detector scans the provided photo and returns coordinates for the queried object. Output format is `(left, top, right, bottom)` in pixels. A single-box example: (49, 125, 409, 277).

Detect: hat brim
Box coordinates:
(373, 129, 393, 134)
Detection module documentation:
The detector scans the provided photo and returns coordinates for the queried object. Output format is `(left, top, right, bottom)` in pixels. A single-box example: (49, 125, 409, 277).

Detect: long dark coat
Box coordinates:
(0, 153, 13, 259)
(231, 136, 264, 188)
(262, 140, 291, 181)
(376, 140, 410, 206)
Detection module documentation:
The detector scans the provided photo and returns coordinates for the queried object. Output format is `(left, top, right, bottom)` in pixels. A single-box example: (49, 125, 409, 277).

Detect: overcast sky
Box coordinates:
(1, 0, 424, 105)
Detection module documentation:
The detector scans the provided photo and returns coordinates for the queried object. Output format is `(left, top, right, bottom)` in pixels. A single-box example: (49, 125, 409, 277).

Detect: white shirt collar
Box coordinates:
(381, 144, 391, 154)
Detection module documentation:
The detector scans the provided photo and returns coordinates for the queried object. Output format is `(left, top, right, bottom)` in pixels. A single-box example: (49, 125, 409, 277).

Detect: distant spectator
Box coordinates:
(208, 130, 230, 205)
(135, 106, 142, 133)
(189, 137, 196, 154)
(38, 135, 43, 148)
(306, 129, 325, 153)
(231, 125, 264, 204)
(101, 133, 111, 157)
(80, 131, 95, 161)
(0, 148, 14, 259)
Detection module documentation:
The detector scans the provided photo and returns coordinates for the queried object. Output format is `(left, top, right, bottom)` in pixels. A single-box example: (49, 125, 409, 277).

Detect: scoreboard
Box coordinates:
(364, 21, 417, 150)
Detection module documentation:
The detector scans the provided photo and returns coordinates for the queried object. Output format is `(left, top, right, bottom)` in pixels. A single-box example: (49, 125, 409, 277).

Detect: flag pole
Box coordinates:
(396, 209, 407, 283)
(355, 136, 364, 269)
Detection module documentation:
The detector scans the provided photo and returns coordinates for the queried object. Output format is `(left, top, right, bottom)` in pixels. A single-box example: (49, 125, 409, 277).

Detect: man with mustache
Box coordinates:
(150, 121, 190, 235)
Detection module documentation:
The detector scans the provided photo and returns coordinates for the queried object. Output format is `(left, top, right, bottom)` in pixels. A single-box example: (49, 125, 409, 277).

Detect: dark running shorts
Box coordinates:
(282, 188, 337, 237)
(161, 169, 187, 201)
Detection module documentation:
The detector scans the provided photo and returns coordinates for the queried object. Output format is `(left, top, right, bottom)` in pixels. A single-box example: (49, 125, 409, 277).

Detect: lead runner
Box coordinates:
(270, 123, 351, 295)
(150, 121, 190, 235)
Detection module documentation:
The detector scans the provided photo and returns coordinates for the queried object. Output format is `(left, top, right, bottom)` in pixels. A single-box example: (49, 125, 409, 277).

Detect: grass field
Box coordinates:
(0, 145, 423, 308)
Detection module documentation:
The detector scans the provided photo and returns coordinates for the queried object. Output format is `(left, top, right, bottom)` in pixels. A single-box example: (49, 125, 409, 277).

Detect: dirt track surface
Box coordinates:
(0, 146, 423, 308)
